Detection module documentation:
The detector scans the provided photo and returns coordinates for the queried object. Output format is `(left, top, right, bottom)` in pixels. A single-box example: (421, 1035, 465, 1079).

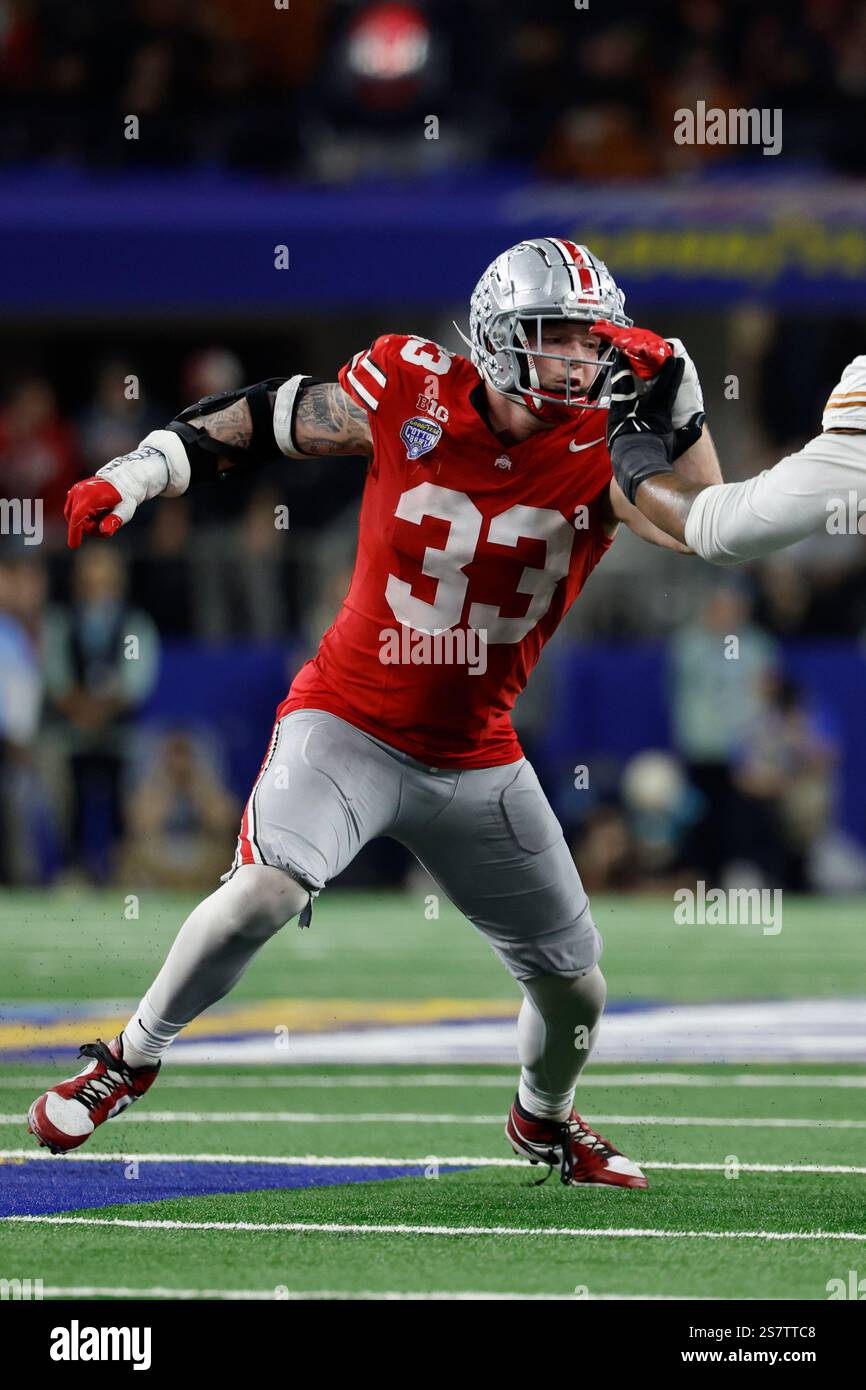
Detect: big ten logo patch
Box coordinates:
(416, 392, 448, 423)
(416, 373, 449, 423)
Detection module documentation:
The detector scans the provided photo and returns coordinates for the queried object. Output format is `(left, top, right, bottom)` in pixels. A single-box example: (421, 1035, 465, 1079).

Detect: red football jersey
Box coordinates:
(278, 333, 615, 768)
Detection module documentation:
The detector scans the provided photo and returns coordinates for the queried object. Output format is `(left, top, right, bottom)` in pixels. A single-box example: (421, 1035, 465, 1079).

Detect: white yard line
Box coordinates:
(1, 1148, 864, 1175)
(6, 1214, 866, 1242)
(3, 1110, 865, 1128)
(35, 1285, 730, 1301)
(3, 1071, 865, 1089)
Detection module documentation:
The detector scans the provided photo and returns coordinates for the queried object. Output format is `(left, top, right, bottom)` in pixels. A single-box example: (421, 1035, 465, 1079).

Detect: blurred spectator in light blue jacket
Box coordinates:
(42, 545, 159, 882)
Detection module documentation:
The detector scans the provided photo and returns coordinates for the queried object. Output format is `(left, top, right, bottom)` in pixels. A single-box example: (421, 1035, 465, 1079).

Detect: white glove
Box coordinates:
(666, 337, 705, 431)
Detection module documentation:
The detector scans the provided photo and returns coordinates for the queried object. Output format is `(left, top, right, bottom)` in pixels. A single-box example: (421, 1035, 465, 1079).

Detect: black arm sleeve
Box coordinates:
(165, 378, 288, 484)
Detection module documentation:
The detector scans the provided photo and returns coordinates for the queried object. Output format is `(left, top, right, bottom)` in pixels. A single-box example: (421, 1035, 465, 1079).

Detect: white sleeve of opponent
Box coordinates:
(685, 354, 866, 565)
(683, 431, 866, 566)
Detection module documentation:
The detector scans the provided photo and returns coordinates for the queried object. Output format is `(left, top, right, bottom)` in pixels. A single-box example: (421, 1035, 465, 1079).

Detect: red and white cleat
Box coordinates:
(27, 1036, 160, 1155)
(506, 1095, 648, 1189)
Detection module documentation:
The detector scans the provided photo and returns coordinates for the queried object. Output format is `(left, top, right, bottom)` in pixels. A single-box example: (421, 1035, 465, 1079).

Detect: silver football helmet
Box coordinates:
(467, 238, 632, 417)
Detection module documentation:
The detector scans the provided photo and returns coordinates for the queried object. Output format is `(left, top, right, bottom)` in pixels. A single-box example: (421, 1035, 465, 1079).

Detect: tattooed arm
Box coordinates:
(292, 383, 373, 457)
(184, 382, 372, 463)
(183, 398, 257, 462)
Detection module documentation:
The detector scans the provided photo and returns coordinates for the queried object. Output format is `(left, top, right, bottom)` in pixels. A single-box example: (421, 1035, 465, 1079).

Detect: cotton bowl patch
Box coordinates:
(400, 416, 442, 460)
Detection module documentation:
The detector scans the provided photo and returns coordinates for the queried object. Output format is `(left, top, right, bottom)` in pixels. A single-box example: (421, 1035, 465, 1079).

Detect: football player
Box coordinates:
(597, 326, 866, 566)
(29, 239, 720, 1187)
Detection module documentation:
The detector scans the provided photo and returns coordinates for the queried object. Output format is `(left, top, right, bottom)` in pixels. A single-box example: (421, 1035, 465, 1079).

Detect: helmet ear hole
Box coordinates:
(492, 349, 516, 390)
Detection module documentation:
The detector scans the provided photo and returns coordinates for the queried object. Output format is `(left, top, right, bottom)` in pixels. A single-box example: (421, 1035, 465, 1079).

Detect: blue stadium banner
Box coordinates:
(2, 170, 865, 312)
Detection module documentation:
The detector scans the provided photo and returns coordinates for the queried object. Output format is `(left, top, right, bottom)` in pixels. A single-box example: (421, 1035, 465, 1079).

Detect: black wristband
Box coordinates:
(610, 432, 674, 505)
(672, 411, 706, 460)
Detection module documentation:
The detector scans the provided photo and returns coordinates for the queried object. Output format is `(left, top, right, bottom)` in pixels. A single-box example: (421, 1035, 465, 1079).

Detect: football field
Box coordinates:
(1, 889, 865, 1301)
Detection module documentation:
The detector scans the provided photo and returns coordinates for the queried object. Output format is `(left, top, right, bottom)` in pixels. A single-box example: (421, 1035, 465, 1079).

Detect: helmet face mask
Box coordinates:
(510, 315, 616, 409)
(468, 238, 632, 421)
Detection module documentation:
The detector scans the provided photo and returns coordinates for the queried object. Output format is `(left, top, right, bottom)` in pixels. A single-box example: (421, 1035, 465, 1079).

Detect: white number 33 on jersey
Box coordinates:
(385, 482, 574, 644)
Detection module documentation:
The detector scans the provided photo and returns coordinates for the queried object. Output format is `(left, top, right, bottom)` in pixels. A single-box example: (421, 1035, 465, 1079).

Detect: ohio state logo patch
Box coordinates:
(400, 416, 442, 460)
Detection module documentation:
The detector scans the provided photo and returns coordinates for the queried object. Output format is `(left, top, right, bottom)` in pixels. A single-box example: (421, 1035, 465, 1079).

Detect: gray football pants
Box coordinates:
(223, 709, 602, 981)
(129, 709, 605, 1112)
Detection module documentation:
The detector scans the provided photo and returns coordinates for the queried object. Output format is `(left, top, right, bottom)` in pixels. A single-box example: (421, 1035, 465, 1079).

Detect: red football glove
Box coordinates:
(590, 321, 673, 380)
(64, 478, 125, 549)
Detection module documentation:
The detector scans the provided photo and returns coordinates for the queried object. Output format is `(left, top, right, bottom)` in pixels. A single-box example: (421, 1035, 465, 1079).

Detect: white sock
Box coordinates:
(122, 995, 183, 1068)
(518, 1076, 574, 1122)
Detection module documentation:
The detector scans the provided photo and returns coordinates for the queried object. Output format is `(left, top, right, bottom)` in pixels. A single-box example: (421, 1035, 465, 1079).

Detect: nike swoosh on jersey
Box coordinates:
(568, 437, 605, 453)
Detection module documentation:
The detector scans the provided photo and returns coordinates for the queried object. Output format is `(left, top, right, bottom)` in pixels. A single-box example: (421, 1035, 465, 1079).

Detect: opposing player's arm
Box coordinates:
(672, 421, 722, 487)
(603, 477, 692, 553)
(618, 471, 703, 545)
(614, 423, 722, 545)
(636, 424, 866, 561)
(618, 422, 722, 544)
(682, 427, 866, 564)
(605, 354, 866, 564)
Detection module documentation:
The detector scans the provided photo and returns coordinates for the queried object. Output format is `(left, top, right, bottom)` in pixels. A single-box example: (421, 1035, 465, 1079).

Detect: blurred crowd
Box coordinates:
(0, 545, 242, 888)
(1, 0, 865, 179)
(569, 585, 861, 898)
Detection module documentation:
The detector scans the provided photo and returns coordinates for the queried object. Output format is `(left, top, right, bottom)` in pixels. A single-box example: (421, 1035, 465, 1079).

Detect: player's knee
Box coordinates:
(523, 963, 607, 1020)
(226, 864, 310, 940)
(573, 963, 607, 1014)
